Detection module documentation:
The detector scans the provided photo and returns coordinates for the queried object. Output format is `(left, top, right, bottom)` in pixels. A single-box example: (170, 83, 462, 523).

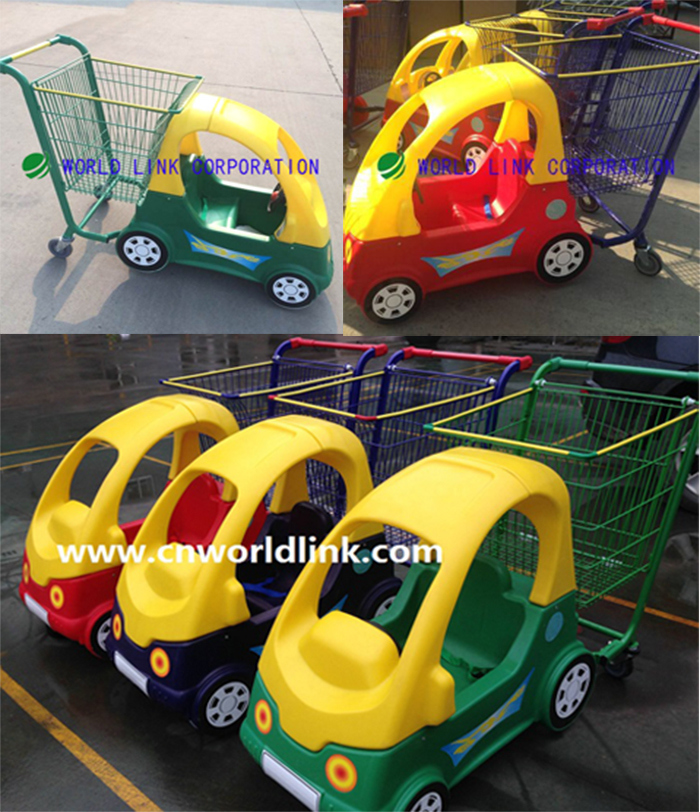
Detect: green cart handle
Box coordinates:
(533, 356, 699, 385)
(0, 34, 88, 72)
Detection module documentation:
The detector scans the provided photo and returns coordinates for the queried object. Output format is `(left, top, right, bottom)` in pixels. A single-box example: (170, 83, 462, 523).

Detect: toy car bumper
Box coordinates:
(260, 750, 322, 811)
(19, 580, 87, 644)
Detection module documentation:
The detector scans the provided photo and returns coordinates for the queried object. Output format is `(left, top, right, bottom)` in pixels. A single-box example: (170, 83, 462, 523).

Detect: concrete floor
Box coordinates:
(342, 4, 700, 335)
(0, 1, 342, 333)
(1, 335, 697, 811)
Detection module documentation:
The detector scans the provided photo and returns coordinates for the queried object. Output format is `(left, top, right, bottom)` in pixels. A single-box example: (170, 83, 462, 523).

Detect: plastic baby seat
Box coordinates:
(167, 473, 234, 550)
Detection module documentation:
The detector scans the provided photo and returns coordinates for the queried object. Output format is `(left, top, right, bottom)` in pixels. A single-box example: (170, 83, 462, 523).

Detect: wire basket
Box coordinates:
(427, 368, 699, 609)
(32, 54, 202, 203)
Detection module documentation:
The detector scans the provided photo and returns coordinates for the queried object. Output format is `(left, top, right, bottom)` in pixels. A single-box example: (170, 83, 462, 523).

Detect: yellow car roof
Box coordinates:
(26, 395, 238, 585)
(149, 93, 329, 249)
(345, 60, 567, 243)
(260, 446, 576, 752)
(117, 415, 377, 647)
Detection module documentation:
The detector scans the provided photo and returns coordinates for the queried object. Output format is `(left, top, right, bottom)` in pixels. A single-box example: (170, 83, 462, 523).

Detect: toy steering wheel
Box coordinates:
(267, 182, 287, 213)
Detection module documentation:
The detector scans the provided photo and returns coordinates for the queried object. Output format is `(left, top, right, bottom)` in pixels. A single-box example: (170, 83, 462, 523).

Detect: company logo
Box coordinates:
(422, 228, 525, 277)
(442, 668, 534, 766)
(378, 151, 406, 181)
(184, 231, 271, 271)
(22, 152, 50, 179)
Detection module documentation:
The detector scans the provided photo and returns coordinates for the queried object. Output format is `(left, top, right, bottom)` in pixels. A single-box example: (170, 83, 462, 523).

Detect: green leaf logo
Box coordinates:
(378, 151, 405, 181)
(22, 152, 50, 179)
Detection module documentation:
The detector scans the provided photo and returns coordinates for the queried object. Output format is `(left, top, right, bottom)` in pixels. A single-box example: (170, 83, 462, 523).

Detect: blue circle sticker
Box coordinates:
(353, 548, 372, 575)
(545, 611, 564, 642)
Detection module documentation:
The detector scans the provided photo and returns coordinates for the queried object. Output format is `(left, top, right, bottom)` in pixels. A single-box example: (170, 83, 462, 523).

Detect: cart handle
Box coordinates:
(397, 347, 533, 370)
(533, 356, 699, 384)
(343, 4, 369, 19)
(283, 338, 388, 357)
(641, 13, 700, 34)
(0, 33, 88, 67)
(585, 0, 664, 30)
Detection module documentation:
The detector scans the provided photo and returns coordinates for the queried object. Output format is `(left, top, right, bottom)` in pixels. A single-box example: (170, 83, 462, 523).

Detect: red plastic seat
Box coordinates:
(167, 474, 233, 550)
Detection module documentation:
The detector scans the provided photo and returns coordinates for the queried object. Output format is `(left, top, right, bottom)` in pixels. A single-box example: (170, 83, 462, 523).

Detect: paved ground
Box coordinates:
(0, 0, 342, 333)
(1, 335, 697, 811)
(342, 5, 700, 335)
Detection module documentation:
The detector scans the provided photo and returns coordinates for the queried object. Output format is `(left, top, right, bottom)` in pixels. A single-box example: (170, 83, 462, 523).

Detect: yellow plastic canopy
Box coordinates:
(116, 415, 377, 648)
(149, 93, 329, 249)
(25, 396, 238, 586)
(260, 446, 576, 752)
(345, 61, 567, 243)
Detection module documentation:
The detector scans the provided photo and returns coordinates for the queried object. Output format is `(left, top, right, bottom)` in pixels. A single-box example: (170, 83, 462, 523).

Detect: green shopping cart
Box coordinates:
(0, 35, 202, 257)
(426, 356, 699, 677)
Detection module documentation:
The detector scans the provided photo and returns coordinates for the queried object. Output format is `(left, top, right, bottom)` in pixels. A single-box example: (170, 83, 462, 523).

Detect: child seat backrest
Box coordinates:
(492, 139, 526, 217)
(167, 473, 233, 549)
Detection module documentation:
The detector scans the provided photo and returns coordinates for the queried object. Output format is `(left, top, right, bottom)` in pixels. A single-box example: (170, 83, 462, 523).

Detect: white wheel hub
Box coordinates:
(95, 617, 111, 652)
(205, 681, 250, 728)
(374, 595, 396, 618)
(123, 235, 162, 267)
(410, 791, 444, 812)
(372, 283, 416, 320)
(555, 662, 591, 719)
(543, 239, 585, 278)
(677, 437, 699, 502)
(272, 276, 310, 305)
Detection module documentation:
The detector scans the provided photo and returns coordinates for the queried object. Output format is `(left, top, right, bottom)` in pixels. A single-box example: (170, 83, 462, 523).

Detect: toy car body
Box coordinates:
(242, 446, 595, 811)
(107, 415, 400, 733)
(116, 93, 333, 309)
(19, 395, 238, 657)
(344, 61, 592, 323)
(383, 12, 556, 165)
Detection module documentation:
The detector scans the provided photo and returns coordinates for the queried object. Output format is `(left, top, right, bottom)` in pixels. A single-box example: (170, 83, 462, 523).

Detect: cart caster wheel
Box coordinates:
(578, 195, 599, 214)
(604, 645, 639, 679)
(364, 278, 423, 324)
(48, 238, 73, 258)
(406, 783, 449, 812)
(197, 674, 251, 735)
(89, 612, 112, 660)
(546, 652, 595, 731)
(344, 145, 361, 170)
(117, 232, 169, 273)
(94, 184, 112, 201)
(266, 273, 316, 309)
(536, 233, 591, 283)
(634, 247, 663, 276)
(358, 577, 403, 620)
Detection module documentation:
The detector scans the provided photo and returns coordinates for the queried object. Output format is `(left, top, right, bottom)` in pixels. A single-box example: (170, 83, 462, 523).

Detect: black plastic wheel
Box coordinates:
(358, 577, 403, 620)
(48, 238, 73, 259)
(405, 782, 449, 812)
(536, 233, 591, 284)
(197, 673, 252, 735)
(364, 278, 423, 324)
(604, 657, 634, 679)
(94, 184, 113, 201)
(89, 612, 112, 660)
(578, 195, 599, 214)
(117, 232, 169, 273)
(265, 273, 316, 309)
(634, 247, 663, 276)
(547, 652, 596, 731)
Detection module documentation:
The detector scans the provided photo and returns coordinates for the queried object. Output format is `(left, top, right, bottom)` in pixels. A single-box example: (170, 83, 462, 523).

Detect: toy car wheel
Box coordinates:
(406, 783, 449, 812)
(117, 232, 169, 273)
(48, 238, 73, 259)
(634, 247, 663, 276)
(536, 234, 591, 284)
(547, 653, 595, 731)
(89, 612, 112, 659)
(359, 577, 403, 620)
(460, 140, 490, 172)
(198, 675, 251, 735)
(365, 279, 423, 323)
(677, 432, 699, 513)
(578, 195, 599, 214)
(266, 273, 316, 308)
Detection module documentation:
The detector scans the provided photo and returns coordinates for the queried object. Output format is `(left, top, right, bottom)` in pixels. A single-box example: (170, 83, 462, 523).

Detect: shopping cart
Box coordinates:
(0, 35, 202, 257)
(426, 356, 699, 676)
(269, 348, 532, 520)
(344, 0, 409, 168)
(160, 338, 387, 429)
(501, 10, 700, 274)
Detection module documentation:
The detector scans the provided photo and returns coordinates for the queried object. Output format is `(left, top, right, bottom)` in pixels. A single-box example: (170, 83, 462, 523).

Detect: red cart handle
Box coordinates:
(401, 347, 533, 369)
(641, 13, 700, 33)
(344, 4, 369, 18)
(586, 0, 664, 30)
(288, 337, 388, 356)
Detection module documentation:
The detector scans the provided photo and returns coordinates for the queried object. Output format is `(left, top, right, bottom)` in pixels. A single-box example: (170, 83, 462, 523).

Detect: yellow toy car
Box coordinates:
(107, 415, 400, 733)
(19, 395, 237, 657)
